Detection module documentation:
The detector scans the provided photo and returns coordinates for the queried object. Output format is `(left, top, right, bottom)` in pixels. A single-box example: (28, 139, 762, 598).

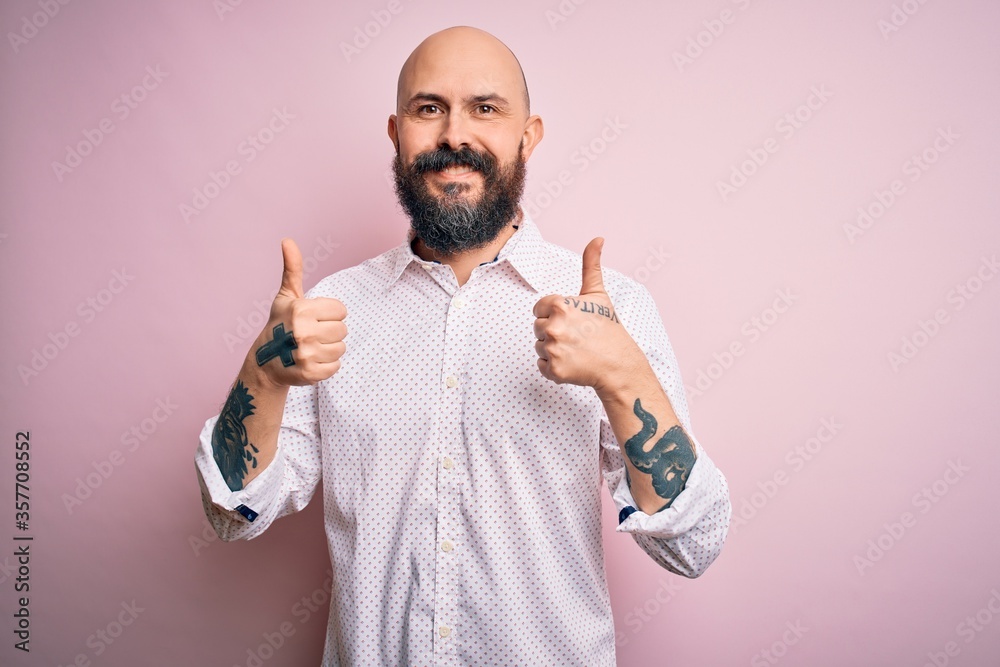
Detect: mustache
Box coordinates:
(410, 147, 497, 176)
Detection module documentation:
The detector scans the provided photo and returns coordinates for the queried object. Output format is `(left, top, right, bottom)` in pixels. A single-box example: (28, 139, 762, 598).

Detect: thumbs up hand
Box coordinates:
(251, 238, 348, 388)
(532, 237, 643, 390)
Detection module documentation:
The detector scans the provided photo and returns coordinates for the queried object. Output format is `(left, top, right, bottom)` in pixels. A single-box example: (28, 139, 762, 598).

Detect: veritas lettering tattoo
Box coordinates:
(623, 398, 696, 509)
(212, 380, 260, 491)
(562, 297, 620, 322)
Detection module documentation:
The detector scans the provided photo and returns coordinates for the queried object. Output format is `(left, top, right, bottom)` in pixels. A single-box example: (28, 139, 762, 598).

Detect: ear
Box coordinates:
(387, 114, 399, 152)
(519, 114, 544, 162)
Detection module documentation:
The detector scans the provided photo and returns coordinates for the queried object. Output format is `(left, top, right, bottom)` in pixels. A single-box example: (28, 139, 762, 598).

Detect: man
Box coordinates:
(195, 26, 730, 666)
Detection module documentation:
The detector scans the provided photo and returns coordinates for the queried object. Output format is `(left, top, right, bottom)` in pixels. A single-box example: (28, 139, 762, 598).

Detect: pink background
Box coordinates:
(2, 0, 999, 665)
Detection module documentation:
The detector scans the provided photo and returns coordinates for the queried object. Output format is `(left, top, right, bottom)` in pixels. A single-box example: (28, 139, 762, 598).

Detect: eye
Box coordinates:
(476, 104, 496, 115)
(417, 104, 441, 114)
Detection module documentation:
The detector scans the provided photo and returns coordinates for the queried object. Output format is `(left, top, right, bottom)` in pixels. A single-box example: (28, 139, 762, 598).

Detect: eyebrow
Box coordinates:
(405, 92, 511, 110)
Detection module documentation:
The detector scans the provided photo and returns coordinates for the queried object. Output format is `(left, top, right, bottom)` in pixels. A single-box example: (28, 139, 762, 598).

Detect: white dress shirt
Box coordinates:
(195, 209, 731, 666)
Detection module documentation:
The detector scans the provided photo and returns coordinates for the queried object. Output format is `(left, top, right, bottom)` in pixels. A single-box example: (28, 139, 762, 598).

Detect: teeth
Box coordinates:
(442, 165, 474, 175)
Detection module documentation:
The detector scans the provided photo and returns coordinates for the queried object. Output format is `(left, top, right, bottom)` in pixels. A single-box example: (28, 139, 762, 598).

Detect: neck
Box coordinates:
(412, 208, 523, 286)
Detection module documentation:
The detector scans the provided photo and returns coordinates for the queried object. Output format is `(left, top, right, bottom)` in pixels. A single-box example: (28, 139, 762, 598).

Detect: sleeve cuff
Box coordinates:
(194, 415, 286, 522)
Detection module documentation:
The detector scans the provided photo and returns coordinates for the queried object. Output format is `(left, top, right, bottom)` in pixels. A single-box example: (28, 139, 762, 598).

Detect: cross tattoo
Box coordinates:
(256, 323, 298, 367)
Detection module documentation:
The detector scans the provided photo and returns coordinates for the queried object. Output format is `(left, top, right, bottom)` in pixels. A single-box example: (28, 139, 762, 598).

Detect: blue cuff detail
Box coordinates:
(235, 504, 259, 522)
(618, 505, 638, 524)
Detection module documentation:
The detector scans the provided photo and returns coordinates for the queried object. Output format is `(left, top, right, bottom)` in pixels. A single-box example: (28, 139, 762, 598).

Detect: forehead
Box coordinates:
(397, 38, 523, 107)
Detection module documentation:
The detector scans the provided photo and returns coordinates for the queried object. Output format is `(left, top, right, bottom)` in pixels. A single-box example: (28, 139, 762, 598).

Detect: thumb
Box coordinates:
(279, 238, 304, 299)
(580, 237, 606, 295)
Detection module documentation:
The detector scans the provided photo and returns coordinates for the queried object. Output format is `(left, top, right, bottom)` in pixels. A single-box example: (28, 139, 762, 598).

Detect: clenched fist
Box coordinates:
(251, 238, 347, 387)
(532, 237, 643, 390)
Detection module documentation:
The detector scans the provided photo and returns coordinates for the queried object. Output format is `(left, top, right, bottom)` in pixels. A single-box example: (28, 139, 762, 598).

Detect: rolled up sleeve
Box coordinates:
(602, 423, 731, 577)
(193, 383, 323, 542)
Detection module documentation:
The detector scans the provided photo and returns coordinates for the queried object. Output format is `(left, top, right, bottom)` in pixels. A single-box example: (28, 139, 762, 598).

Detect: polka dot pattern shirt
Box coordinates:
(195, 209, 731, 666)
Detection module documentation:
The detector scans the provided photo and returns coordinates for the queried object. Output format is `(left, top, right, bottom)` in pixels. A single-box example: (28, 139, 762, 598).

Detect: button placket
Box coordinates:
(433, 284, 469, 659)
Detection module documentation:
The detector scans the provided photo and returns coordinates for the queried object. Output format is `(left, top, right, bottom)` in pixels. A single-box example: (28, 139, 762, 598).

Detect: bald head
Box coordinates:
(396, 26, 530, 116)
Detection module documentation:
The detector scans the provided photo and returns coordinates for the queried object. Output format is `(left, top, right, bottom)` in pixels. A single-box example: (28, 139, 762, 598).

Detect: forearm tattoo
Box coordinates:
(212, 380, 260, 491)
(562, 297, 620, 323)
(256, 323, 297, 367)
(623, 398, 696, 509)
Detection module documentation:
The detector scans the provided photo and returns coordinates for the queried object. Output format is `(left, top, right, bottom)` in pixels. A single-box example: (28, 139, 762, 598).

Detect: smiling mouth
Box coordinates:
(434, 165, 478, 177)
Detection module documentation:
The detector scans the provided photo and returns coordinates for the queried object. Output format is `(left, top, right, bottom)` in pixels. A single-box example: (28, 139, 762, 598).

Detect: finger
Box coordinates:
(298, 359, 342, 385)
(312, 320, 348, 345)
(307, 297, 348, 321)
(317, 340, 347, 362)
(534, 339, 549, 360)
(536, 357, 558, 383)
(533, 318, 548, 341)
(532, 294, 559, 318)
(302, 340, 346, 364)
(579, 237, 606, 295)
(280, 238, 305, 299)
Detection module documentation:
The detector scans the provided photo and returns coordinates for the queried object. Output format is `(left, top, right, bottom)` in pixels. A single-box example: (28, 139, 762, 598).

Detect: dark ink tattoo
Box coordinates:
(562, 297, 619, 323)
(212, 380, 260, 491)
(623, 398, 696, 509)
(256, 323, 297, 367)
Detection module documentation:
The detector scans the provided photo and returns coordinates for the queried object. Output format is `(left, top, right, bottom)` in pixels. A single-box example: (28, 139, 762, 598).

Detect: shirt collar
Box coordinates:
(388, 206, 548, 291)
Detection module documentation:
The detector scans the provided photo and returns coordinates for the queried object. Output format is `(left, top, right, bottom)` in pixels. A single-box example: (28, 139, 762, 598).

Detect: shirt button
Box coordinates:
(441, 540, 453, 552)
(439, 626, 451, 638)
(421, 263, 433, 271)
(445, 375, 458, 388)
(453, 298, 466, 309)
(442, 457, 454, 469)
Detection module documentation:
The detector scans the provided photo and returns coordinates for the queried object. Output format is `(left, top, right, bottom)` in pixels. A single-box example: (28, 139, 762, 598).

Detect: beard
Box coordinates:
(392, 143, 526, 256)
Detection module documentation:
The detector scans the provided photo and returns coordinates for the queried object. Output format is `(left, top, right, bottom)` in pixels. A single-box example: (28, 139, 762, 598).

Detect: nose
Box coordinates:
(437, 111, 471, 151)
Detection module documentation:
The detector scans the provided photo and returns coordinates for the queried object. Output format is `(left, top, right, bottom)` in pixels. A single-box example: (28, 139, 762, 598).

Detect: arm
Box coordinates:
(210, 358, 289, 493)
(534, 237, 730, 576)
(194, 238, 347, 539)
(595, 310, 731, 578)
(593, 354, 695, 515)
